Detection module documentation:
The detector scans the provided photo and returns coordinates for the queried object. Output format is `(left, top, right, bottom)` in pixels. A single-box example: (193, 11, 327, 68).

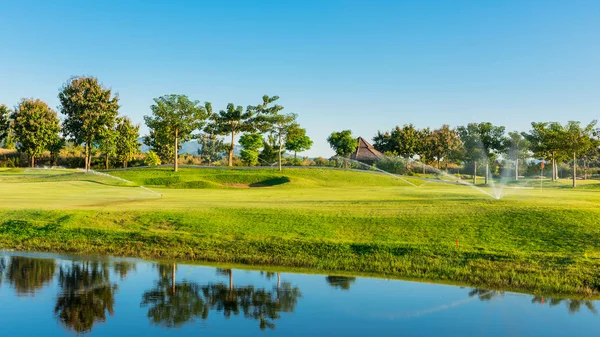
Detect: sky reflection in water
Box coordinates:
(0, 251, 598, 336)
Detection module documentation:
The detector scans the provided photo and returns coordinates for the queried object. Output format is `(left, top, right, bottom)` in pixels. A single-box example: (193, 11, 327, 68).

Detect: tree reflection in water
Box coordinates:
(54, 262, 117, 334)
(6, 256, 56, 296)
(468, 288, 598, 315)
(141, 266, 302, 330)
(532, 296, 598, 315)
(113, 261, 136, 280)
(0, 257, 5, 286)
(326, 275, 356, 290)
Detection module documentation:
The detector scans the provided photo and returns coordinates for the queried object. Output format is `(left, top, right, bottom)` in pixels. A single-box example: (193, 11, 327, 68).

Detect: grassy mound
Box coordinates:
(106, 167, 416, 188)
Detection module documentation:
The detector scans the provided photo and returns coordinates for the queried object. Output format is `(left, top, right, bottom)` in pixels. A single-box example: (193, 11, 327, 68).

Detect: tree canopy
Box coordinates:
(11, 98, 61, 167)
(144, 95, 208, 171)
(59, 76, 120, 171)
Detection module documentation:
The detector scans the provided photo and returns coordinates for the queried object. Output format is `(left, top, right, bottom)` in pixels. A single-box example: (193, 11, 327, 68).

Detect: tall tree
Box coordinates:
(239, 133, 263, 166)
(98, 121, 117, 169)
(285, 125, 313, 159)
(115, 117, 140, 168)
(432, 125, 461, 171)
(269, 113, 297, 171)
(327, 130, 358, 168)
(561, 120, 597, 187)
(477, 122, 506, 185)
(198, 133, 226, 165)
(208, 103, 254, 167)
(144, 128, 174, 164)
(415, 127, 435, 173)
(523, 122, 563, 181)
(144, 95, 208, 172)
(372, 130, 391, 153)
(504, 131, 530, 180)
(11, 98, 61, 167)
(391, 124, 420, 158)
(59, 76, 120, 171)
(457, 124, 485, 184)
(0, 104, 10, 146)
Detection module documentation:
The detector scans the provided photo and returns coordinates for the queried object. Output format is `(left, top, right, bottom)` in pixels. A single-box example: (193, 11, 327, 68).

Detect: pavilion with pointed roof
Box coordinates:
(350, 137, 384, 165)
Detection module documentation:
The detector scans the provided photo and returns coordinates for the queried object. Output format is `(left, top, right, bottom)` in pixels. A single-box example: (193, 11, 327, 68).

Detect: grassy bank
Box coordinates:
(2, 167, 600, 296)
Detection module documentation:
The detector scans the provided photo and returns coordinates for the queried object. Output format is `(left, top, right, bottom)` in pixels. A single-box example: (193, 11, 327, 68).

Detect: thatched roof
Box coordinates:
(350, 137, 384, 163)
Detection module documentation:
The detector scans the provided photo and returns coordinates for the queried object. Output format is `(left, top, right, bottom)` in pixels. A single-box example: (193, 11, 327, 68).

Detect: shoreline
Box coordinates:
(1, 209, 599, 298)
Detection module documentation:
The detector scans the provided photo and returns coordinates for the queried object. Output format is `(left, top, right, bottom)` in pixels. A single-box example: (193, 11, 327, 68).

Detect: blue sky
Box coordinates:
(1, 0, 599, 156)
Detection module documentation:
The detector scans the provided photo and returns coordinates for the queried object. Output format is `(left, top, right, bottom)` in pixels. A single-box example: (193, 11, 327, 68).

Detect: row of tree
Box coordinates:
(143, 95, 313, 171)
(0, 76, 140, 169)
(328, 120, 599, 187)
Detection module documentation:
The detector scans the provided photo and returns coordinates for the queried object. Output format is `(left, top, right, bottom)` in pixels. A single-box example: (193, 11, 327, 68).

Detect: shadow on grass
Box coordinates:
(250, 177, 291, 187)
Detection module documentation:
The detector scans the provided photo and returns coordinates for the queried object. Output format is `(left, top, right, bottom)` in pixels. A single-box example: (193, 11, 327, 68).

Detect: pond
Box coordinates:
(0, 251, 598, 336)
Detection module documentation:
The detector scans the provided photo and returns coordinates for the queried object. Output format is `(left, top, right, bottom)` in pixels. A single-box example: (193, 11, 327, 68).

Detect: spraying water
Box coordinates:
(81, 169, 162, 198)
(333, 156, 418, 187)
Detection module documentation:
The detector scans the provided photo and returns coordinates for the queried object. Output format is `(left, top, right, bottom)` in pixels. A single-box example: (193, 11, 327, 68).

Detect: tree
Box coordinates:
(391, 124, 420, 158)
(504, 132, 530, 180)
(372, 130, 391, 153)
(0, 104, 10, 145)
(145, 151, 161, 166)
(239, 133, 263, 166)
(561, 121, 597, 187)
(11, 98, 61, 167)
(327, 130, 358, 168)
(258, 136, 278, 165)
(432, 125, 461, 171)
(198, 133, 226, 165)
(208, 103, 254, 167)
(269, 113, 297, 171)
(98, 121, 117, 169)
(115, 117, 140, 168)
(477, 122, 506, 184)
(523, 122, 563, 182)
(59, 76, 120, 171)
(457, 124, 485, 184)
(48, 136, 66, 167)
(415, 127, 435, 173)
(285, 125, 313, 159)
(144, 95, 208, 172)
(144, 128, 174, 164)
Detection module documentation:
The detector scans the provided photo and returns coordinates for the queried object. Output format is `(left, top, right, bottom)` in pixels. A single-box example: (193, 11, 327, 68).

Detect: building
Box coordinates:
(350, 137, 385, 165)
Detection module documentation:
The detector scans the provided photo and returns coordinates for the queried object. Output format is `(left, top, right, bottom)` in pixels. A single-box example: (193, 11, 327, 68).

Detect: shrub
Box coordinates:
(145, 151, 161, 166)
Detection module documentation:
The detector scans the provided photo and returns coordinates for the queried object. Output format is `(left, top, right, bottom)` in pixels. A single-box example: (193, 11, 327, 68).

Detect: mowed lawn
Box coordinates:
(1, 167, 600, 296)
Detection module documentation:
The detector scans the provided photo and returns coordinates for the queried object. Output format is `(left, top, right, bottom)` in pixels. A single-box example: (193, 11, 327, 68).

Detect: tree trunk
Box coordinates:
(584, 158, 587, 180)
(228, 131, 234, 167)
(445, 156, 449, 172)
(278, 134, 283, 171)
(30, 156, 35, 168)
(551, 152, 555, 182)
(473, 162, 477, 184)
(422, 158, 426, 174)
(174, 130, 179, 172)
(85, 143, 89, 171)
(123, 160, 127, 168)
(573, 152, 577, 188)
(294, 151, 297, 159)
(485, 162, 489, 185)
(105, 154, 109, 170)
(515, 158, 519, 180)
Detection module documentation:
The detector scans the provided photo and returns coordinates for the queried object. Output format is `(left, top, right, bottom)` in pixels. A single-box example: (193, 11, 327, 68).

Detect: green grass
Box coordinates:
(2, 167, 600, 296)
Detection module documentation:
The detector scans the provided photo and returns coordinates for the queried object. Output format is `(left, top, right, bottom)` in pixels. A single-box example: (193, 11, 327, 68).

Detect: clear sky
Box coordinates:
(1, 0, 599, 157)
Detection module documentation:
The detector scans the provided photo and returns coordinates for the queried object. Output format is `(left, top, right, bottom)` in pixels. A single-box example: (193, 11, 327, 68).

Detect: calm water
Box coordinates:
(0, 252, 598, 336)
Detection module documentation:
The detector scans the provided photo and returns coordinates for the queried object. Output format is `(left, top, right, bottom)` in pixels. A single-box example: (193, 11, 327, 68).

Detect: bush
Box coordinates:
(145, 151, 161, 166)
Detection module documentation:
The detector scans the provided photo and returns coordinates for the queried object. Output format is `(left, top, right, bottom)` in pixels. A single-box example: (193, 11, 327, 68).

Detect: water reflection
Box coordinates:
(326, 275, 356, 290)
(7, 256, 55, 296)
(141, 265, 302, 330)
(54, 262, 117, 333)
(1, 252, 599, 336)
(468, 288, 598, 315)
